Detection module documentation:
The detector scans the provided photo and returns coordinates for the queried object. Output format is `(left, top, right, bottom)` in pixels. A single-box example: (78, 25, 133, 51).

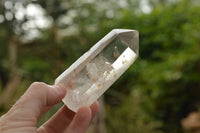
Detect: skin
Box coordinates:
(0, 82, 99, 133)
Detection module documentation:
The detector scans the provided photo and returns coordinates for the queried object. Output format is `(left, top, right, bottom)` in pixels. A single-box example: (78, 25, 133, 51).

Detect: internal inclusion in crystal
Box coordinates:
(55, 29, 139, 112)
(73, 37, 127, 91)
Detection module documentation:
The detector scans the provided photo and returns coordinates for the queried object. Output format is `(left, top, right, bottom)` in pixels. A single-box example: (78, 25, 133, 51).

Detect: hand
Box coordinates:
(0, 82, 99, 133)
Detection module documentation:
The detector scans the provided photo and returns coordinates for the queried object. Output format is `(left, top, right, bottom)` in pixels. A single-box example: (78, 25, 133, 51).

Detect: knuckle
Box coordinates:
(31, 82, 47, 89)
(29, 82, 49, 94)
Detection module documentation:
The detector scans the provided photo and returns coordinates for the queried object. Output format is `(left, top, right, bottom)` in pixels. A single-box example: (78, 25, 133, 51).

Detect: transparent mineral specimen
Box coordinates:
(55, 29, 139, 112)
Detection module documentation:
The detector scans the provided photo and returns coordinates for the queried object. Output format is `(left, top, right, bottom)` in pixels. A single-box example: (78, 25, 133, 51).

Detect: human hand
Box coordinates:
(0, 82, 99, 133)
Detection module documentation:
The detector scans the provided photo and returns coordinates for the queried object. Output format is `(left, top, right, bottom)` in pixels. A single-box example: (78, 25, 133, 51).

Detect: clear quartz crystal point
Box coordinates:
(55, 29, 139, 112)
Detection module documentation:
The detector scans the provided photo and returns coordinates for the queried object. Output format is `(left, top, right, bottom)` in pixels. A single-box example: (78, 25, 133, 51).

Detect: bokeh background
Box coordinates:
(1, 0, 200, 133)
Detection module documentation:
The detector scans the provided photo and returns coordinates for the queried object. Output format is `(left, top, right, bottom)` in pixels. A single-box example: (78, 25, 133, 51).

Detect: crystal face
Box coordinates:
(55, 29, 139, 112)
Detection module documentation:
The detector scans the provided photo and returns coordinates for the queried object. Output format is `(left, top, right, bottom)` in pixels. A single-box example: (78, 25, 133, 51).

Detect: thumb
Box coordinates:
(8, 82, 66, 122)
(24, 82, 66, 107)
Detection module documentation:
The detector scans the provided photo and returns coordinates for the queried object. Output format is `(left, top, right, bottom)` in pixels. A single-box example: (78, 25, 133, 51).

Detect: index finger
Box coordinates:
(38, 105, 75, 133)
(38, 102, 99, 133)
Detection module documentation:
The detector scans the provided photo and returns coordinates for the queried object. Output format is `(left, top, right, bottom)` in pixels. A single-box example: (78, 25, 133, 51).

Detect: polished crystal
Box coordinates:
(55, 29, 139, 112)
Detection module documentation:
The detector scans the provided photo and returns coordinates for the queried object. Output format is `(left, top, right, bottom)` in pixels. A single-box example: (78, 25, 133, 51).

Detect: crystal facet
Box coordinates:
(55, 29, 139, 112)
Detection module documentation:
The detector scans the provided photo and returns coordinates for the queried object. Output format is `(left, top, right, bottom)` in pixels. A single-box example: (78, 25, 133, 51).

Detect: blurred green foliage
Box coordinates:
(0, 0, 200, 133)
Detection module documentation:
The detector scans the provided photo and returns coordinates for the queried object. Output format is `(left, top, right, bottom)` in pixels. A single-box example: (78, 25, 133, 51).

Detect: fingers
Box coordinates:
(65, 106, 92, 133)
(39, 102, 99, 133)
(65, 102, 99, 133)
(38, 105, 75, 133)
(7, 82, 67, 123)
(90, 101, 99, 122)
